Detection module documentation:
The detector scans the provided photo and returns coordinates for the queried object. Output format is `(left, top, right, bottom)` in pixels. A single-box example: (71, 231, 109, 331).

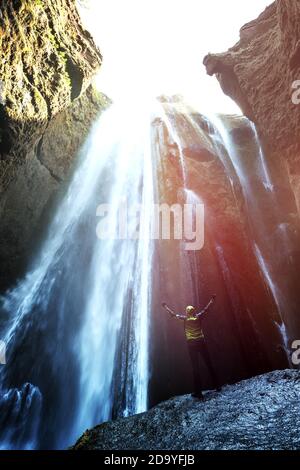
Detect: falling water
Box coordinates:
(182, 189, 204, 304)
(250, 123, 273, 192)
(156, 101, 205, 306)
(0, 102, 156, 449)
(208, 114, 290, 353)
(254, 244, 290, 361)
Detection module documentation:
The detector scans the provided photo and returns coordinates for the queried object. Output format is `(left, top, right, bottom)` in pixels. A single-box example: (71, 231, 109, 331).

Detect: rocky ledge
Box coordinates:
(73, 370, 300, 450)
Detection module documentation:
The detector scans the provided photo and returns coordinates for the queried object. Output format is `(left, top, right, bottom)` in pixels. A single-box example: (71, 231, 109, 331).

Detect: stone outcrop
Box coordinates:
(0, 0, 102, 159)
(203, 0, 300, 212)
(0, 1, 108, 290)
(73, 369, 300, 450)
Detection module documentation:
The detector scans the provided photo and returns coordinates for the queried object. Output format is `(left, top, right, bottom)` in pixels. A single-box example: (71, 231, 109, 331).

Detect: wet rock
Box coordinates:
(73, 369, 300, 450)
(150, 103, 290, 406)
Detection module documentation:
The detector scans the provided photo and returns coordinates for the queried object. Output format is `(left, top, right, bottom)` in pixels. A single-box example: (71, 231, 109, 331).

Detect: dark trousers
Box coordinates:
(188, 340, 219, 394)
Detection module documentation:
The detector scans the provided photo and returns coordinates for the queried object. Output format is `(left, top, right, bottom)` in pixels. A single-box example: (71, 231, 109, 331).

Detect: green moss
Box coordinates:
(74, 430, 91, 449)
(33, 88, 44, 105)
(62, 72, 72, 89)
(48, 31, 57, 48)
(57, 50, 67, 65)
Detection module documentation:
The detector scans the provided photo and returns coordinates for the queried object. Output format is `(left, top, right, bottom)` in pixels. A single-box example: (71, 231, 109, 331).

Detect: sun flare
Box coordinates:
(79, 0, 272, 112)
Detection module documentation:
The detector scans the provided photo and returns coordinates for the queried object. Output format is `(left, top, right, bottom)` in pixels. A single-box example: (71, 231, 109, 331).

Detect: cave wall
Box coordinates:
(149, 103, 289, 406)
(0, 0, 108, 290)
(204, 0, 300, 341)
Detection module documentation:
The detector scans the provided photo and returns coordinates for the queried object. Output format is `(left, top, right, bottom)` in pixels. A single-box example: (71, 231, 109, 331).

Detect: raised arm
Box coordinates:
(162, 303, 186, 320)
(196, 295, 216, 319)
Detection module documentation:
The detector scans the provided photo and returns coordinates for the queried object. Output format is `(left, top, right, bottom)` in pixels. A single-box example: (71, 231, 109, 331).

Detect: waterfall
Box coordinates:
(0, 96, 293, 450)
(155, 102, 205, 306)
(182, 189, 203, 304)
(250, 123, 273, 192)
(0, 102, 156, 449)
(207, 114, 290, 354)
(254, 244, 290, 363)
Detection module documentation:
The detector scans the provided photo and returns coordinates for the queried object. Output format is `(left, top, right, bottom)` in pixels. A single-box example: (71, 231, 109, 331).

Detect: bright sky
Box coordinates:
(79, 0, 272, 113)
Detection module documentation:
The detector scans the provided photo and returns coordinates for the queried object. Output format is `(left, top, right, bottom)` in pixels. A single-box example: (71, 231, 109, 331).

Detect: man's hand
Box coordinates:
(197, 295, 216, 318)
(206, 295, 216, 309)
(162, 302, 176, 317)
(162, 302, 171, 312)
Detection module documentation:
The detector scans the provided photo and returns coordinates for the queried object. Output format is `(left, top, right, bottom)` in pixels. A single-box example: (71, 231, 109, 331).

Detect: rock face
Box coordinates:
(73, 369, 300, 450)
(203, 0, 300, 212)
(148, 101, 293, 410)
(0, 0, 101, 158)
(0, 0, 108, 290)
(0, 86, 110, 290)
(203, 0, 300, 349)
